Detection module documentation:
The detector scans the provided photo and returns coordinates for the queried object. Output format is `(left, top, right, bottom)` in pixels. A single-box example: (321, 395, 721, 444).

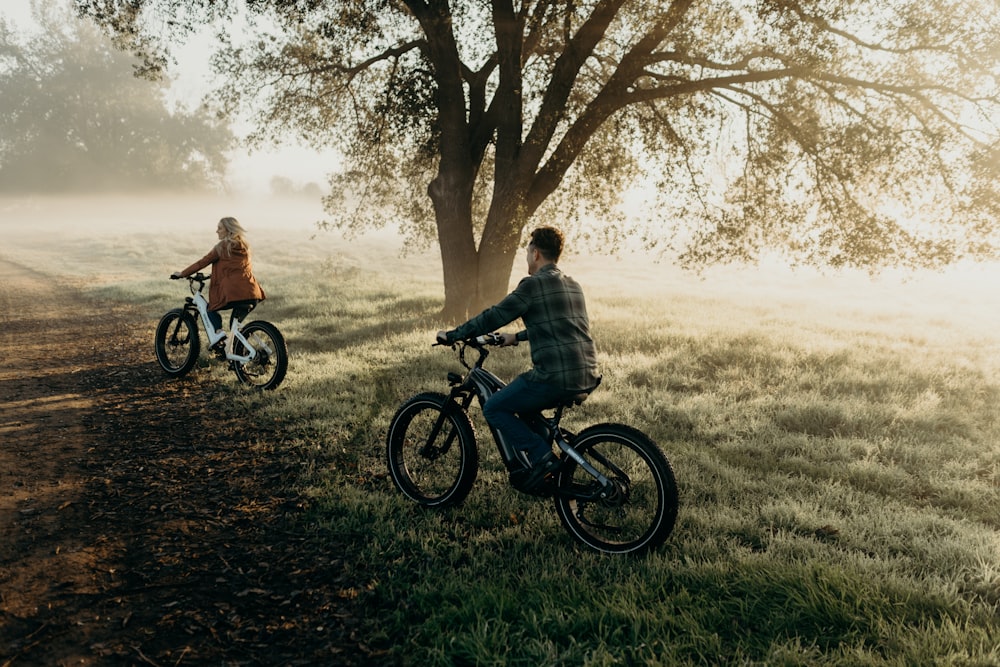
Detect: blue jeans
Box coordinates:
(483, 375, 576, 466)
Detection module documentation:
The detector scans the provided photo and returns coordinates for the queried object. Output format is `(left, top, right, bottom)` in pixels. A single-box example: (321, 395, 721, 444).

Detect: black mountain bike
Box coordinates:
(386, 334, 678, 555)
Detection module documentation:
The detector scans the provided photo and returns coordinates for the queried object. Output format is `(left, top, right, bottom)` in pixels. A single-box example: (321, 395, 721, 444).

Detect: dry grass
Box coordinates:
(4, 193, 1000, 665)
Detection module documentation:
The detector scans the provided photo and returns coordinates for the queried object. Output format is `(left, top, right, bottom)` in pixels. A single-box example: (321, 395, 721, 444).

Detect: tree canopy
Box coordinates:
(78, 0, 1000, 315)
(0, 1, 232, 193)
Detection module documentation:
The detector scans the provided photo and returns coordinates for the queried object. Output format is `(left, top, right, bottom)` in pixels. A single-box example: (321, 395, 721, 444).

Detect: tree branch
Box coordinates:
(519, 0, 627, 178)
(524, 0, 695, 210)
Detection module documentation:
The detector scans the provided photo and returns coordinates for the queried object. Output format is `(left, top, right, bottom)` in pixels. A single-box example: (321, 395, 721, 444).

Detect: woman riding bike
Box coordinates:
(171, 216, 266, 354)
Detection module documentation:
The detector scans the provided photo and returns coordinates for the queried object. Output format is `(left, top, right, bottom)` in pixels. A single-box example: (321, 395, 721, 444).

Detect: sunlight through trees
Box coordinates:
(74, 1, 1000, 313)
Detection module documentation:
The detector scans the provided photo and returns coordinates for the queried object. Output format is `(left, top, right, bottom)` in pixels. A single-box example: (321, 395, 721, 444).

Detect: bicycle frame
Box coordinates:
(444, 341, 611, 487)
(182, 278, 256, 364)
(448, 365, 523, 466)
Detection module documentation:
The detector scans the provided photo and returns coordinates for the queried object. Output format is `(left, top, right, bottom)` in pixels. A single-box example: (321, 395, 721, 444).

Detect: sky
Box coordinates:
(0, 0, 340, 193)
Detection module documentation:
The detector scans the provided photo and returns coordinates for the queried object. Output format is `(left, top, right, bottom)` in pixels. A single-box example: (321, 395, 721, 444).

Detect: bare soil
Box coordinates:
(0, 259, 391, 666)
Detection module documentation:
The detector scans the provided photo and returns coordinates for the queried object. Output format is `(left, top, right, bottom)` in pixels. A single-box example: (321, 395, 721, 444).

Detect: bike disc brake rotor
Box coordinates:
(573, 478, 630, 533)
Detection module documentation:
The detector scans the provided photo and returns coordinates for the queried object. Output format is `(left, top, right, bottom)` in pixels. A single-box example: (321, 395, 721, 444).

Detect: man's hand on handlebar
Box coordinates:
(497, 333, 519, 347)
(435, 331, 518, 347)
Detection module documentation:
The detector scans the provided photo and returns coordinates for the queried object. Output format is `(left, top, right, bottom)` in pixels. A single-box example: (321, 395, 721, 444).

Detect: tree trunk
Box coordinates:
(435, 219, 521, 320)
(429, 169, 479, 319)
(431, 174, 527, 319)
(476, 198, 524, 310)
(475, 240, 519, 310)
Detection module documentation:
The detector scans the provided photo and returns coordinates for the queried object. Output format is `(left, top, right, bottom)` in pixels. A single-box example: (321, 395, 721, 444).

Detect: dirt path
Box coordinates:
(0, 260, 387, 666)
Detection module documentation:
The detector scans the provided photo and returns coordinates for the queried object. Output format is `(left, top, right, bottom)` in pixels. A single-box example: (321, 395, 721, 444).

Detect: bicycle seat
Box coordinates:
(562, 393, 590, 407)
(556, 377, 602, 408)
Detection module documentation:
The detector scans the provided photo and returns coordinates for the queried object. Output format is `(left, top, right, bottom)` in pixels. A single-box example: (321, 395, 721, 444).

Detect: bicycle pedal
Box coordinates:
(510, 477, 553, 498)
(508, 468, 556, 498)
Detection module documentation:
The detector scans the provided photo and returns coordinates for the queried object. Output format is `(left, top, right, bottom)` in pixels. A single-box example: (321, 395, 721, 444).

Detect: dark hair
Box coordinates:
(529, 226, 564, 262)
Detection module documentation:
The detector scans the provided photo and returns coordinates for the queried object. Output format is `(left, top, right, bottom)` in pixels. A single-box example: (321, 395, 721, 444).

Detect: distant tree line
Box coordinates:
(0, 1, 231, 193)
(269, 176, 322, 199)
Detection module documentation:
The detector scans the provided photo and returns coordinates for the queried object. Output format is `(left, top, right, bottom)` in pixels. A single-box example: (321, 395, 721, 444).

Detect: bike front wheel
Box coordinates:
(232, 320, 288, 390)
(386, 392, 478, 508)
(554, 423, 678, 555)
(154, 308, 200, 377)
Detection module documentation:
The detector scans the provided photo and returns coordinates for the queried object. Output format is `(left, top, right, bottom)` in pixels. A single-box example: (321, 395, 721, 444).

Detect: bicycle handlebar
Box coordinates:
(170, 272, 210, 295)
(435, 332, 505, 370)
(434, 332, 503, 348)
(170, 272, 210, 283)
(474, 333, 504, 346)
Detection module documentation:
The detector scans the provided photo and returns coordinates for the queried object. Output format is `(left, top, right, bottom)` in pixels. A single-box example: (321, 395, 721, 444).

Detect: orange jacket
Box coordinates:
(180, 242, 266, 311)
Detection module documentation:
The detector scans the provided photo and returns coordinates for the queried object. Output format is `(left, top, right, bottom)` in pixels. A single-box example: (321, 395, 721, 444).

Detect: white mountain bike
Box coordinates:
(154, 273, 288, 390)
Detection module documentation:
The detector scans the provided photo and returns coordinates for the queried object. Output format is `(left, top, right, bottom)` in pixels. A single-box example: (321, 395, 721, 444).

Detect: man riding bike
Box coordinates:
(437, 226, 600, 491)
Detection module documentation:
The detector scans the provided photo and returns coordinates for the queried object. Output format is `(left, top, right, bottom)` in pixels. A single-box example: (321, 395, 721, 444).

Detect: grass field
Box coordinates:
(5, 194, 1000, 665)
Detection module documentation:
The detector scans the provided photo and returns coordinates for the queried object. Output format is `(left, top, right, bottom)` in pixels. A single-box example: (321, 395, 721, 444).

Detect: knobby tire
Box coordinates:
(386, 392, 478, 508)
(154, 309, 200, 377)
(554, 423, 678, 555)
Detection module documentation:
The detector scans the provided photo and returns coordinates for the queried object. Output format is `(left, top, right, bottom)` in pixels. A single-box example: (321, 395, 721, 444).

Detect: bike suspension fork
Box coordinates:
(420, 391, 471, 458)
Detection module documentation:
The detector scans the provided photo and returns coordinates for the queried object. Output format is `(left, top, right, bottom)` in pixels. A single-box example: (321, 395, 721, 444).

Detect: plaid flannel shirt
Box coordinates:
(448, 264, 599, 392)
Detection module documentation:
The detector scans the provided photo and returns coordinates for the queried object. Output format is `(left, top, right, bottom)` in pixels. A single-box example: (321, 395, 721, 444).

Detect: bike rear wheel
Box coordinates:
(554, 423, 678, 555)
(154, 308, 200, 377)
(232, 320, 288, 390)
(386, 392, 478, 508)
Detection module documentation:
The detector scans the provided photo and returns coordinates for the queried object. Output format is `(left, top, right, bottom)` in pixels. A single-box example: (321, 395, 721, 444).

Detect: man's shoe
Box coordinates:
(522, 452, 560, 491)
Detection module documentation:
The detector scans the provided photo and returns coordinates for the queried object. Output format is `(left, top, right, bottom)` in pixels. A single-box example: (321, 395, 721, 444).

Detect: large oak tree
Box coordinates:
(78, 0, 1000, 315)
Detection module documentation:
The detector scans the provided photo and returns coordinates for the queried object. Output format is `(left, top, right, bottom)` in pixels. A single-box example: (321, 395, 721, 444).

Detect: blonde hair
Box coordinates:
(217, 216, 250, 258)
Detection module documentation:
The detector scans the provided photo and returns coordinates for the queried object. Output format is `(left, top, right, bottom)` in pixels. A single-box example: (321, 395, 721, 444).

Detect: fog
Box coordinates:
(3, 192, 999, 355)
(0, 192, 417, 282)
(3, 0, 996, 340)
